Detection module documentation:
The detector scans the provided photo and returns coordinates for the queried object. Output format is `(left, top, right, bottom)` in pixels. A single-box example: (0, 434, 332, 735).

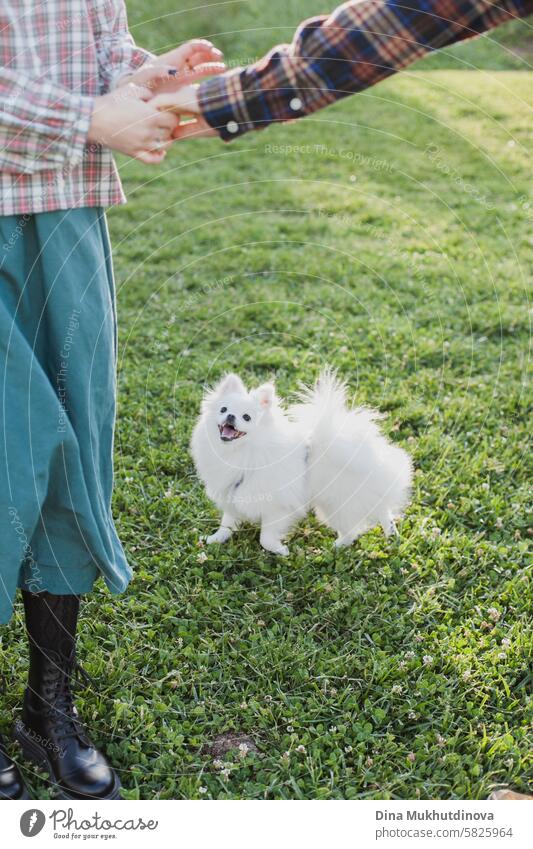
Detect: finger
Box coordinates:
(160, 40, 224, 66)
(148, 138, 174, 153)
(184, 38, 223, 58)
(156, 111, 181, 131)
(176, 62, 226, 84)
(152, 89, 199, 115)
(171, 119, 216, 141)
(135, 149, 167, 165)
(186, 47, 225, 68)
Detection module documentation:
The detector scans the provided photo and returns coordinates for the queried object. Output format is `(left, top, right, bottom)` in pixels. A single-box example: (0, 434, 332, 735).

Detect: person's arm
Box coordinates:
(92, 0, 155, 92)
(0, 68, 94, 174)
(0, 67, 180, 174)
(194, 0, 533, 140)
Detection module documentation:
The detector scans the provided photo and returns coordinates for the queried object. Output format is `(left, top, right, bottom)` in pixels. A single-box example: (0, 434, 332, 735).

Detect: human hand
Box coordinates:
(116, 40, 225, 99)
(88, 85, 180, 164)
(151, 84, 201, 116)
(151, 85, 217, 140)
(155, 39, 225, 88)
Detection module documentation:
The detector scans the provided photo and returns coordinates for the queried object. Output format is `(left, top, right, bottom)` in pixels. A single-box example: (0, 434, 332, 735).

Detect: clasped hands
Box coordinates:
(88, 39, 223, 164)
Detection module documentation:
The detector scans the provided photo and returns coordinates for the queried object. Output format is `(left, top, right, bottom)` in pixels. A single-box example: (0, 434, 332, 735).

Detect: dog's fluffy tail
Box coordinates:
(290, 368, 381, 436)
(290, 368, 413, 521)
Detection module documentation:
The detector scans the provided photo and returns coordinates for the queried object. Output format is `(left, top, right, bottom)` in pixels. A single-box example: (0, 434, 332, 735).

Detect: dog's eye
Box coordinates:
(243, 414, 251, 422)
(220, 407, 227, 413)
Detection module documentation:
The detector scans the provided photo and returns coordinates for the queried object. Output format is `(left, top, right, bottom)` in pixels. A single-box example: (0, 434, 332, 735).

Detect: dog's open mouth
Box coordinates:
(219, 421, 247, 442)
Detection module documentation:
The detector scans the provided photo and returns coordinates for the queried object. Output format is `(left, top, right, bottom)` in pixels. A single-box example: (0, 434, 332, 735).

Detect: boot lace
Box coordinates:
(40, 649, 93, 745)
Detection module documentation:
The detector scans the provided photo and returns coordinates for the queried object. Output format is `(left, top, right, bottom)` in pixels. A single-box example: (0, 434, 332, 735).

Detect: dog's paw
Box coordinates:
(383, 521, 400, 539)
(334, 534, 358, 548)
(261, 541, 289, 557)
(205, 528, 232, 545)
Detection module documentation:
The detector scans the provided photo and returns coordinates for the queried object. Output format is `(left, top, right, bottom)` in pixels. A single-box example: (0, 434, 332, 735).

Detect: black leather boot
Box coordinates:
(13, 592, 121, 800)
(0, 736, 29, 799)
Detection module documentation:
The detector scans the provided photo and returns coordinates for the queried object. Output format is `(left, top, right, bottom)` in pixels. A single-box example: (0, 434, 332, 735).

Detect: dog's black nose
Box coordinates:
(225, 413, 236, 424)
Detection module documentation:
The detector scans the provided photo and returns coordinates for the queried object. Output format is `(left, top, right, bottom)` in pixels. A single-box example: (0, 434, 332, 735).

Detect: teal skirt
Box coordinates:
(0, 208, 131, 624)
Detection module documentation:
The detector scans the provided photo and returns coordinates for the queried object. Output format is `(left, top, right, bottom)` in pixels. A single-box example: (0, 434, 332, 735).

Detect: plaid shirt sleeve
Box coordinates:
(91, 0, 154, 92)
(199, 0, 533, 140)
(0, 68, 94, 174)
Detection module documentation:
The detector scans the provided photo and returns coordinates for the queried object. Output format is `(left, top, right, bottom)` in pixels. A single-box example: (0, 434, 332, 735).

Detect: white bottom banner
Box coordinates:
(4, 799, 532, 848)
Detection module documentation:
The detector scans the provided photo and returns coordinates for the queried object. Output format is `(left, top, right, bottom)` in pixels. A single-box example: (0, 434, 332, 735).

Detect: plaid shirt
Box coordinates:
(199, 0, 533, 141)
(0, 1, 152, 215)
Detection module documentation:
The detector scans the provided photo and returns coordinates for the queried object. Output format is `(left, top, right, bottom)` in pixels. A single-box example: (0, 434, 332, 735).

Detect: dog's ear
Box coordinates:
(215, 373, 246, 396)
(253, 382, 276, 410)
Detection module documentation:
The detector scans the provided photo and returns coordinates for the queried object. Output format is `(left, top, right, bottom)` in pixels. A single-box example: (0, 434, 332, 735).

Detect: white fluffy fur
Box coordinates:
(290, 370, 413, 547)
(191, 370, 413, 555)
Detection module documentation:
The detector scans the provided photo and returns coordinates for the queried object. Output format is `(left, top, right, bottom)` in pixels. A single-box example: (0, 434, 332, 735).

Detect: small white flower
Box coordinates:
(408, 710, 417, 720)
(282, 751, 290, 761)
(495, 517, 503, 529)
(405, 651, 415, 660)
(407, 752, 416, 763)
(366, 756, 373, 766)
(329, 726, 337, 733)
(344, 745, 353, 753)
(488, 607, 501, 622)
(287, 725, 294, 732)
(392, 684, 403, 695)
(265, 695, 273, 702)
(399, 661, 407, 669)
(498, 652, 506, 660)
(238, 743, 249, 758)
(221, 768, 231, 779)
(501, 638, 511, 647)
(199, 786, 208, 794)
(423, 655, 434, 666)
(430, 526, 442, 539)
(213, 759, 224, 770)
(296, 745, 306, 754)
(462, 669, 472, 680)
(197, 551, 208, 563)
(436, 734, 446, 747)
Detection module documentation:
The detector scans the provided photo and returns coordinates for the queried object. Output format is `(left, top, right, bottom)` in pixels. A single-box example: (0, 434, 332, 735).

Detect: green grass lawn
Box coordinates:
(3, 2, 532, 800)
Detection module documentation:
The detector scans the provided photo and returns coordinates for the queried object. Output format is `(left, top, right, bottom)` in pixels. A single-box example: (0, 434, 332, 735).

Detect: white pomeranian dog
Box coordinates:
(191, 370, 413, 555)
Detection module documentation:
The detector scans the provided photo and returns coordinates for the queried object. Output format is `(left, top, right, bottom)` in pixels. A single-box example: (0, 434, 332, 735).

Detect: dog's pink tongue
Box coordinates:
(221, 424, 235, 438)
